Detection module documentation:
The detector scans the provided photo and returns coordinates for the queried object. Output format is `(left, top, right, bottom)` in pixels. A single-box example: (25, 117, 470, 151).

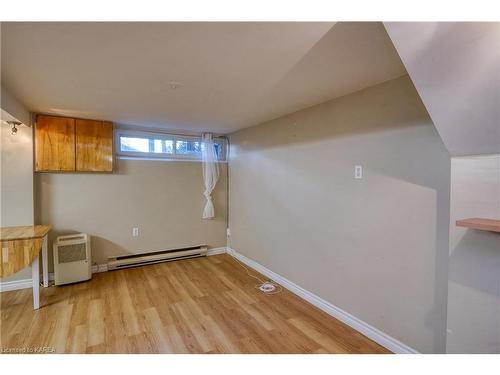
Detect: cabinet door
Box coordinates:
(35, 115, 76, 171)
(76, 119, 113, 172)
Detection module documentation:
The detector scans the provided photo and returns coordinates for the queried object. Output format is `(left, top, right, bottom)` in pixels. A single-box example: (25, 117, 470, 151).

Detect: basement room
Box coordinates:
(0, 2, 499, 372)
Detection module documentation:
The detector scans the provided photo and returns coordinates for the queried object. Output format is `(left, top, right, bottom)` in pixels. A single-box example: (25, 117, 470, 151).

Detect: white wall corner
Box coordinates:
(207, 247, 228, 256)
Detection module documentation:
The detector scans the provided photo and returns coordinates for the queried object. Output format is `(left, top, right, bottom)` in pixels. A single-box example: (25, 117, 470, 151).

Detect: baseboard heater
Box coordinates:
(107, 245, 208, 270)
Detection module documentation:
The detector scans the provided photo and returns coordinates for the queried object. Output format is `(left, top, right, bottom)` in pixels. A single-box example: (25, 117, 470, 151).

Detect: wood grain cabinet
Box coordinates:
(35, 115, 76, 171)
(35, 115, 113, 173)
(76, 119, 113, 172)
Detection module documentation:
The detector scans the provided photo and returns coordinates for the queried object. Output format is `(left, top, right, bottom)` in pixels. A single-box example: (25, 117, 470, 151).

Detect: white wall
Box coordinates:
(228, 76, 451, 353)
(0, 84, 34, 282)
(35, 159, 227, 269)
(447, 155, 500, 353)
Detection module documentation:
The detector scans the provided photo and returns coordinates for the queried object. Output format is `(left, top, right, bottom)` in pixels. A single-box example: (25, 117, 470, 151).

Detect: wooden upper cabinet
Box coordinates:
(75, 119, 113, 172)
(34, 115, 114, 172)
(35, 115, 76, 171)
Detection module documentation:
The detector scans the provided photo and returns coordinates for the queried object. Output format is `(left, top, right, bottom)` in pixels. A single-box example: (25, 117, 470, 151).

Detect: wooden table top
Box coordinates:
(0, 225, 52, 241)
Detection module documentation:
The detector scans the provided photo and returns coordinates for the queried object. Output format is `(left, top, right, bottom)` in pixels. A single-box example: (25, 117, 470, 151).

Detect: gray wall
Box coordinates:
(35, 159, 227, 270)
(0, 84, 34, 282)
(447, 155, 500, 353)
(385, 22, 500, 156)
(228, 75, 451, 353)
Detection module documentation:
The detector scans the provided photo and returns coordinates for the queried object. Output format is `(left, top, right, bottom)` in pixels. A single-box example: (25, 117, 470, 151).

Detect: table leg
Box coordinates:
(42, 234, 49, 287)
(32, 255, 40, 309)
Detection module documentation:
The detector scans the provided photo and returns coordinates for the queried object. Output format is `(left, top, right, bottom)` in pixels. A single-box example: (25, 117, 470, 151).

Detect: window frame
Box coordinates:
(115, 129, 227, 162)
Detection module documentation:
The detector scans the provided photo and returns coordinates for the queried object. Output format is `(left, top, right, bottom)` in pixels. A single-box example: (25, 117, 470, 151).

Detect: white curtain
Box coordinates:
(201, 133, 220, 219)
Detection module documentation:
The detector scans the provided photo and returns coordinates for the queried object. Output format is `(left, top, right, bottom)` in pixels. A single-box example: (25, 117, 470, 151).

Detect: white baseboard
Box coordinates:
(226, 247, 418, 354)
(92, 264, 108, 273)
(0, 278, 33, 292)
(1, 264, 110, 292)
(207, 247, 227, 256)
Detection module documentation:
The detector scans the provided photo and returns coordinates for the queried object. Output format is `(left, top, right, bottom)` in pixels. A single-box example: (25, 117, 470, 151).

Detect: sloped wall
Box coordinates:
(385, 22, 500, 156)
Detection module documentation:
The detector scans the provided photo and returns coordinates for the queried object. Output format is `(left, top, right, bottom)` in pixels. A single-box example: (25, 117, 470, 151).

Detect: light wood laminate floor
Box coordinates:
(0, 254, 390, 354)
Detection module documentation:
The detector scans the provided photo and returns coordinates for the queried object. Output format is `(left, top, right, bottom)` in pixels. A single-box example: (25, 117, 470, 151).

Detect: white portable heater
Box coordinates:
(53, 233, 92, 285)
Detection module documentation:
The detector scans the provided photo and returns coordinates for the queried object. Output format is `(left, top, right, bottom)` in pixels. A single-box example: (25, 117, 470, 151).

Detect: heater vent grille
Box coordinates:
(53, 233, 92, 285)
(57, 243, 87, 264)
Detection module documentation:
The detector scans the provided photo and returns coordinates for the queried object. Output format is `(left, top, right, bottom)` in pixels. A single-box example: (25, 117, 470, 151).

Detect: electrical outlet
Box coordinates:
(354, 165, 363, 179)
(132, 227, 139, 237)
(226, 228, 231, 237)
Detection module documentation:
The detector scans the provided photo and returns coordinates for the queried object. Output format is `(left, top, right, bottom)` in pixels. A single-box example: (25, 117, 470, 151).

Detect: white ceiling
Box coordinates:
(1, 22, 406, 134)
(385, 22, 500, 156)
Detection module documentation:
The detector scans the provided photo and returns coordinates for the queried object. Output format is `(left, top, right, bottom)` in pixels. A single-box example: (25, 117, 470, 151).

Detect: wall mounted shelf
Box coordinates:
(456, 218, 500, 233)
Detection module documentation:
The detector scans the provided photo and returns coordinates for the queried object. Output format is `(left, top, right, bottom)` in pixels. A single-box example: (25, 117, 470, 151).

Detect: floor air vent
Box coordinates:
(107, 245, 208, 270)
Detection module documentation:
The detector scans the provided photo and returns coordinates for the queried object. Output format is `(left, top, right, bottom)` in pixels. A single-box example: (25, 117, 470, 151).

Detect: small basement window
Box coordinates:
(115, 130, 226, 161)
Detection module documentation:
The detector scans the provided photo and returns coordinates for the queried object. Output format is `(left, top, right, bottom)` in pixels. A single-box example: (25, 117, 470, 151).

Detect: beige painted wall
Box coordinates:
(0, 84, 34, 282)
(35, 159, 227, 270)
(447, 155, 500, 353)
(228, 75, 451, 353)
